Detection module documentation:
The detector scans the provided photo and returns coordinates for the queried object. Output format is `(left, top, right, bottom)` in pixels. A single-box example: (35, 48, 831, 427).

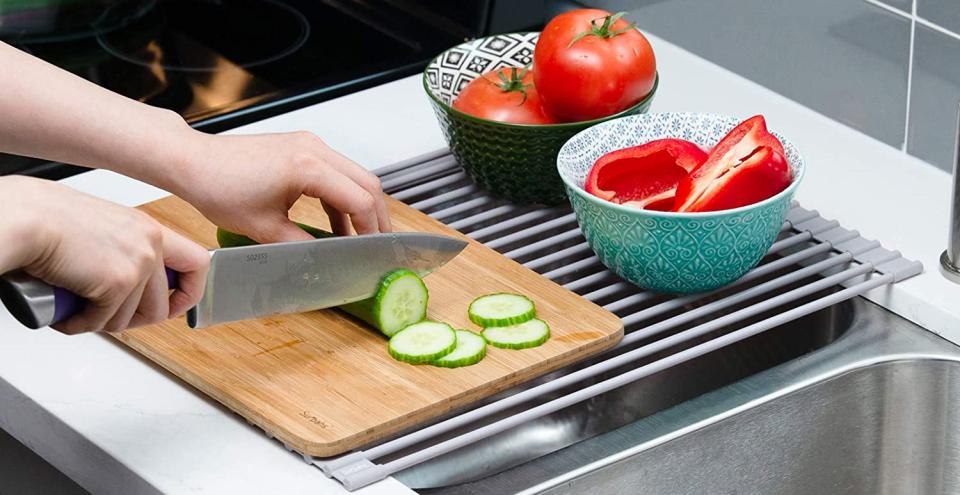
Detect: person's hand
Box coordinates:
(172, 131, 391, 243)
(0, 176, 209, 334)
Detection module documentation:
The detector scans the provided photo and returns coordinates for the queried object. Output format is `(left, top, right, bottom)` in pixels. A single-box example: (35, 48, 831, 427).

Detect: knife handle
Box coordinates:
(0, 268, 179, 329)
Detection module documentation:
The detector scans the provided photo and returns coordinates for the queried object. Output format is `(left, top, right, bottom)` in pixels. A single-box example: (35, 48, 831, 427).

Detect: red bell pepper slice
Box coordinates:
(676, 146, 790, 212)
(674, 115, 790, 212)
(585, 138, 707, 210)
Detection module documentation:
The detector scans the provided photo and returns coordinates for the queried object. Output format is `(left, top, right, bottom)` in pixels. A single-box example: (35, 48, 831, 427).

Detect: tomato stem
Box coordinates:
(567, 11, 637, 47)
(486, 65, 532, 105)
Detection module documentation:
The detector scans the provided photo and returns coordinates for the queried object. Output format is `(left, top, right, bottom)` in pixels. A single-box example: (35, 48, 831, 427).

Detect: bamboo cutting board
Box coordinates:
(116, 195, 623, 457)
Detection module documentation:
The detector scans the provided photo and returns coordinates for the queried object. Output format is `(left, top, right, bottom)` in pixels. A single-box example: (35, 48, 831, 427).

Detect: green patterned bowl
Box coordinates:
(423, 32, 658, 205)
(557, 112, 805, 294)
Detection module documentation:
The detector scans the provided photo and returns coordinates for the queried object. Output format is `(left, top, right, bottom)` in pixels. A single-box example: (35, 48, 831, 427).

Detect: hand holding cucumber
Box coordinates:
(170, 131, 392, 243)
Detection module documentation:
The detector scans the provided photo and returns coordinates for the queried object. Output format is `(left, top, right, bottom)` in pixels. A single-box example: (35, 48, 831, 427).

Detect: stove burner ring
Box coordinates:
(96, 0, 310, 72)
(0, 0, 158, 44)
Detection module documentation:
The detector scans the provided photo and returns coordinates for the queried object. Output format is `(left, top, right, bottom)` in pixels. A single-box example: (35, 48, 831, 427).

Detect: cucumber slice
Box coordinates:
(482, 318, 550, 350)
(215, 223, 334, 248)
(468, 293, 536, 327)
(432, 330, 486, 368)
(389, 321, 457, 364)
(341, 269, 428, 337)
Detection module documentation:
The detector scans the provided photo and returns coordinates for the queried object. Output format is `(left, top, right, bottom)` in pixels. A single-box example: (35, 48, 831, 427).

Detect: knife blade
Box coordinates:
(188, 232, 466, 328)
(0, 232, 467, 330)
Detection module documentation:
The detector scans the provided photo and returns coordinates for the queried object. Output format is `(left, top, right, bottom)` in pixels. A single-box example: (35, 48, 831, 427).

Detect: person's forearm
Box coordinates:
(0, 176, 43, 274)
(0, 42, 391, 242)
(0, 42, 201, 193)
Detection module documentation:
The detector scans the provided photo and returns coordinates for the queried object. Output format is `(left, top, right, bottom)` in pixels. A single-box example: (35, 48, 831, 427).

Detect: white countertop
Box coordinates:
(3, 34, 960, 494)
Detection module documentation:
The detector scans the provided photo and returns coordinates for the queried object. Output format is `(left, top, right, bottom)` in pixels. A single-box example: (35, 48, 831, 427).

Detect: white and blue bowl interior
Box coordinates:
(557, 112, 806, 293)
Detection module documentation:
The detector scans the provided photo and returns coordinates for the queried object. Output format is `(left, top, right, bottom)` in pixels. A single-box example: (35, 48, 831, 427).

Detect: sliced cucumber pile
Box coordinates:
(388, 291, 549, 366)
(341, 269, 428, 337)
(482, 318, 551, 350)
(432, 330, 486, 368)
(468, 293, 536, 327)
(469, 293, 549, 351)
(389, 321, 457, 364)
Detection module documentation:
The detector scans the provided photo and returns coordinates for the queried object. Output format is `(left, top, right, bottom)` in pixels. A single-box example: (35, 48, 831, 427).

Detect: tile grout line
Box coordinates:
(864, 0, 960, 154)
(862, 0, 915, 151)
(862, 0, 960, 43)
(862, 0, 911, 19)
(915, 15, 960, 43)
(902, 0, 917, 152)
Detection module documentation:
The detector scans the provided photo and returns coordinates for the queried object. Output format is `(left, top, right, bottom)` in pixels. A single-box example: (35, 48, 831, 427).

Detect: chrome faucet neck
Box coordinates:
(940, 103, 960, 283)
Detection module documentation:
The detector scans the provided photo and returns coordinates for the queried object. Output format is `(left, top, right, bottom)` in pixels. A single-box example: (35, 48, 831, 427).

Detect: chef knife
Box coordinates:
(0, 232, 467, 330)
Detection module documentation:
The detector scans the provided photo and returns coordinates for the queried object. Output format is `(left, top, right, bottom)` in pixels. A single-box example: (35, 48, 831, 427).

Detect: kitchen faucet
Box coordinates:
(940, 104, 960, 283)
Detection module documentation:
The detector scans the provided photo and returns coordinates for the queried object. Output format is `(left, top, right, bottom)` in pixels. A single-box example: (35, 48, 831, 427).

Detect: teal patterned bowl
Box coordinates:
(557, 112, 805, 294)
(424, 32, 657, 205)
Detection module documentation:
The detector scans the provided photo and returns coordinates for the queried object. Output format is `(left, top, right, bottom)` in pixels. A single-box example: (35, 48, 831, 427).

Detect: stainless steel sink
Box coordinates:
(409, 297, 959, 494)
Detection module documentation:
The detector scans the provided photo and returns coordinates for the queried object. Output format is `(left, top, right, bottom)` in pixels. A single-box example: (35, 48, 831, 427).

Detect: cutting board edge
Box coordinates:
(115, 321, 624, 458)
(277, 322, 623, 458)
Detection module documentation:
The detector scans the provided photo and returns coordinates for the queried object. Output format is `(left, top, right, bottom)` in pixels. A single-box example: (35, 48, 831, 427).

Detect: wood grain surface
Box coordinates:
(115, 195, 624, 457)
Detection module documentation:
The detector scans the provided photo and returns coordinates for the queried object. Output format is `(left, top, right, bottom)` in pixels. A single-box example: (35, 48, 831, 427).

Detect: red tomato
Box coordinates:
(452, 67, 557, 125)
(534, 9, 657, 122)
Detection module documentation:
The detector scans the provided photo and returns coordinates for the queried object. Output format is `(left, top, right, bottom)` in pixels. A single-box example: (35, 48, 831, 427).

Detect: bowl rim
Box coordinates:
(558, 111, 807, 218)
(421, 31, 659, 130)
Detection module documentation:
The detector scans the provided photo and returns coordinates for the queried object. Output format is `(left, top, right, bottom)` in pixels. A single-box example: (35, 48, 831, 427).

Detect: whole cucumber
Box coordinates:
(215, 224, 426, 337)
(215, 223, 334, 248)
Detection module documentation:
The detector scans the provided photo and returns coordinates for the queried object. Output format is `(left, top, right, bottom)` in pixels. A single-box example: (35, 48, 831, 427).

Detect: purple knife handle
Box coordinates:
(166, 267, 180, 291)
(51, 286, 81, 326)
(51, 267, 180, 325)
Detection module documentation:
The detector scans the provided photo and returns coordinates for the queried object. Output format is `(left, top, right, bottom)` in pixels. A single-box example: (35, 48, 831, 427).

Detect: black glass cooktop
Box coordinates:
(0, 0, 503, 178)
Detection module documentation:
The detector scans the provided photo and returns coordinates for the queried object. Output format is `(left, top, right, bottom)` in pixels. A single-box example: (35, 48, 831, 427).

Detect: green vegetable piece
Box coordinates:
(217, 223, 428, 337)
(341, 269, 428, 337)
(432, 330, 486, 368)
(389, 321, 457, 364)
(215, 223, 334, 248)
(468, 293, 536, 327)
(482, 318, 550, 349)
